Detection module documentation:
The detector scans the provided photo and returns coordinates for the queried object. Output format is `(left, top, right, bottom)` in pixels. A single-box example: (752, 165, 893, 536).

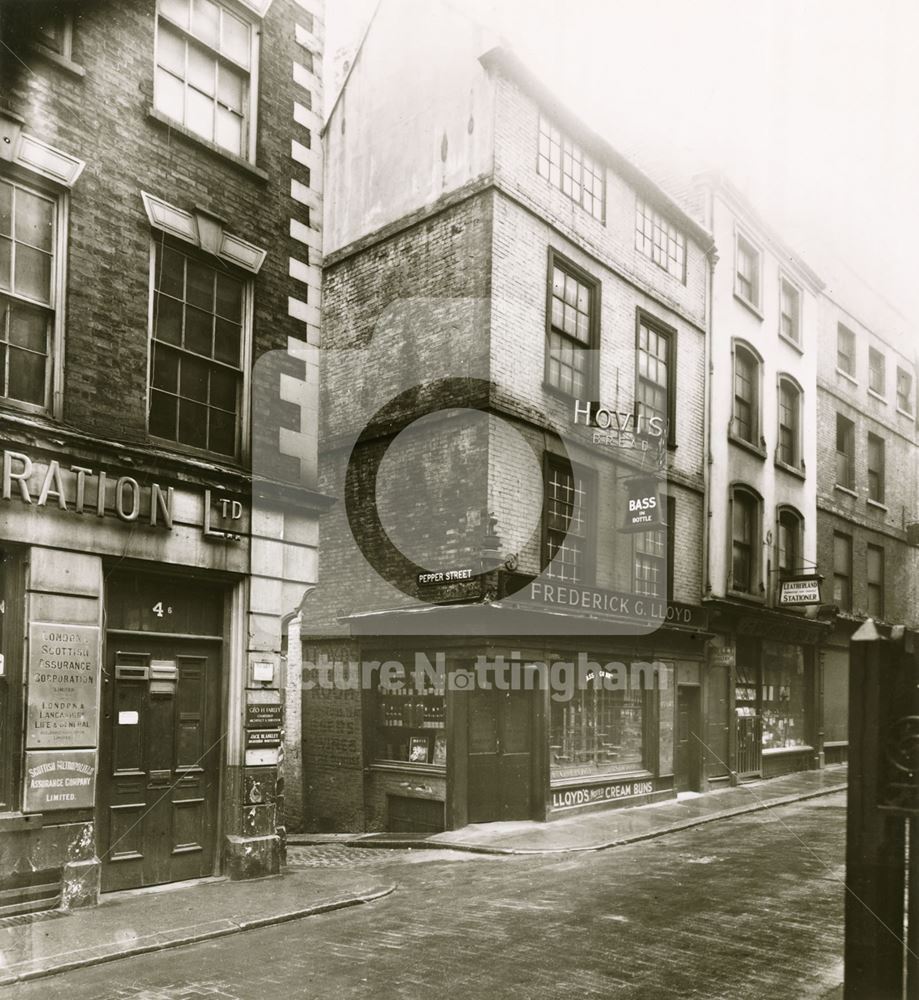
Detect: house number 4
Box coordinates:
(151, 602, 173, 618)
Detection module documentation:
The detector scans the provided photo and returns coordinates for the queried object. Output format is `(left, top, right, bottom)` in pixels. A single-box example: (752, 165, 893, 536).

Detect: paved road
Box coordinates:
(5, 794, 847, 1000)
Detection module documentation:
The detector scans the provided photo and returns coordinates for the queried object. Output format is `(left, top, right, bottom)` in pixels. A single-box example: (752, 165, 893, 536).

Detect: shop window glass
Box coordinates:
(374, 662, 446, 766)
(761, 641, 807, 751)
(550, 668, 645, 780)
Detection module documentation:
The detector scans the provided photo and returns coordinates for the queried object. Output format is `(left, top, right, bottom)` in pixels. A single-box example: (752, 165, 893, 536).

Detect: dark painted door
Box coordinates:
(675, 685, 702, 793)
(467, 687, 534, 823)
(99, 637, 221, 891)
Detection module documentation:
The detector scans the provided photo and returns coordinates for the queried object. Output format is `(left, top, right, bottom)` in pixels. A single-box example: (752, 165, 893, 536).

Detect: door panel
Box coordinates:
(467, 688, 534, 823)
(675, 686, 702, 793)
(100, 638, 221, 892)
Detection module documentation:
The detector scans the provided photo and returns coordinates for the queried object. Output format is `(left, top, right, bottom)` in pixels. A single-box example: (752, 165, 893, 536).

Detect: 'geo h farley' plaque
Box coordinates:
(26, 623, 101, 749)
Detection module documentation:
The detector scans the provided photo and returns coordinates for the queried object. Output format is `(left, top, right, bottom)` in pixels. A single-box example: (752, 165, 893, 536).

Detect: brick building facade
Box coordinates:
(816, 276, 919, 763)
(302, 0, 716, 833)
(0, 0, 324, 912)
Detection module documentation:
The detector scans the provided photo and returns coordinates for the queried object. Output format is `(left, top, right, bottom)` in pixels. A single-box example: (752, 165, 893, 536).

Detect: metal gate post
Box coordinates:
(844, 620, 905, 1000)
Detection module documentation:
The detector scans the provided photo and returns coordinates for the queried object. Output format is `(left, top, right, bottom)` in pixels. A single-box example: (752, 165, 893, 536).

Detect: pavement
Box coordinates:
(0, 869, 394, 987)
(291, 764, 848, 854)
(0, 765, 846, 988)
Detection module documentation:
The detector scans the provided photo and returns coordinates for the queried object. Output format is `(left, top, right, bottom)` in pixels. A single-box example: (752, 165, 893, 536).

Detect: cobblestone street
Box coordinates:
(4, 793, 847, 1000)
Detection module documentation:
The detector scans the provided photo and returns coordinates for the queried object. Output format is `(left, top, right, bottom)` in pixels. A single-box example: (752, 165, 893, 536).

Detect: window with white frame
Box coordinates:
(837, 323, 856, 377)
(633, 495, 672, 598)
(636, 315, 674, 442)
(537, 116, 605, 221)
(0, 175, 58, 411)
(635, 199, 686, 282)
(155, 0, 256, 159)
(545, 253, 596, 398)
(867, 432, 885, 504)
(731, 486, 760, 595)
(732, 343, 760, 446)
(777, 376, 802, 468)
(776, 507, 802, 581)
(735, 232, 760, 309)
(149, 242, 246, 457)
(779, 278, 800, 344)
(897, 366, 914, 414)
(543, 456, 591, 584)
(869, 346, 886, 397)
(835, 413, 855, 490)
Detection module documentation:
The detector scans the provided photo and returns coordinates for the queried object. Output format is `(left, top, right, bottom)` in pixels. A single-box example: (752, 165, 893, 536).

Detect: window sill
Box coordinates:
(762, 745, 813, 756)
(775, 459, 806, 481)
(866, 498, 888, 512)
(728, 433, 767, 460)
(370, 761, 446, 777)
(0, 812, 44, 832)
(778, 331, 803, 355)
(897, 406, 915, 420)
(733, 292, 764, 321)
(550, 769, 653, 789)
(867, 388, 888, 405)
(835, 368, 858, 386)
(726, 589, 766, 605)
(30, 43, 85, 78)
(834, 483, 858, 499)
(147, 108, 269, 182)
(148, 432, 244, 469)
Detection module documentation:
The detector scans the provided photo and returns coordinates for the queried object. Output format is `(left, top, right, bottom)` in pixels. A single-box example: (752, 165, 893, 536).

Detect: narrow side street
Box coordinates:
(4, 793, 847, 1000)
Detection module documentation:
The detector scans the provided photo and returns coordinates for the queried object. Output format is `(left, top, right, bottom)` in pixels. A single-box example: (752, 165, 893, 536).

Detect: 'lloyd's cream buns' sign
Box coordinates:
(26, 624, 100, 749)
(23, 749, 96, 812)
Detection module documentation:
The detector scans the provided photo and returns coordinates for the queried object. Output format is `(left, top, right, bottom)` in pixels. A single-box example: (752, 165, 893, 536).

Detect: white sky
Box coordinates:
(325, 0, 919, 333)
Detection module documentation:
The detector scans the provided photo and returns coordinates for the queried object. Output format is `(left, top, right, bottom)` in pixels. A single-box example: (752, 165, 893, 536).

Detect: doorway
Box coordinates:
(674, 685, 702, 793)
(467, 687, 535, 823)
(98, 636, 222, 891)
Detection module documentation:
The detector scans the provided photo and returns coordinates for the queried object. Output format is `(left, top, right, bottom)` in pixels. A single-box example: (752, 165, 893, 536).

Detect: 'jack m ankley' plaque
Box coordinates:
(26, 624, 100, 749)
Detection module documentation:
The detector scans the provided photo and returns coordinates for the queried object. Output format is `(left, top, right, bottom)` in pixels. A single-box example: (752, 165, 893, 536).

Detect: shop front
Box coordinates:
(302, 580, 712, 833)
(706, 604, 829, 784)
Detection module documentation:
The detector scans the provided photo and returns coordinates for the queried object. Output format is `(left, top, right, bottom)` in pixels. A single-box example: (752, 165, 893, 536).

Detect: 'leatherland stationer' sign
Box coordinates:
(779, 576, 822, 606)
(23, 749, 96, 812)
(27, 624, 100, 749)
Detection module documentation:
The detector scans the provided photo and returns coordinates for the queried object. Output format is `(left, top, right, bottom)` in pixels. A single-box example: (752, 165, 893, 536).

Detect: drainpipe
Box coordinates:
(702, 184, 717, 599)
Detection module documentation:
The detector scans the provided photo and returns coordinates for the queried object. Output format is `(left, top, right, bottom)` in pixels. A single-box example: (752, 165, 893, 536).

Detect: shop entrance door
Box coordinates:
(467, 687, 534, 823)
(99, 636, 222, 892)
(674, 685, 702, 792)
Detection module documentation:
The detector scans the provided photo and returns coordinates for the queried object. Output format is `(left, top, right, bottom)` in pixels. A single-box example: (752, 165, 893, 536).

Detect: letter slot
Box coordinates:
(114, 652, 150, 681)
(149, 659, 177, 696)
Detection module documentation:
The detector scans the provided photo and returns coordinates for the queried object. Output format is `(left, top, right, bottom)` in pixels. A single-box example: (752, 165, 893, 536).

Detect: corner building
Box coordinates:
(0, 0, 325, 912)
(305, 0, 715, 833)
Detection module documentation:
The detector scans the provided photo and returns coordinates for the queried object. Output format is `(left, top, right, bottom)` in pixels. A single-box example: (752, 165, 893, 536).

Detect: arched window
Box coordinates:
(732, 343, 761, 446)
(776, 507, 803, 581)
(777, 376, 802, 470)
(730, 486, 761, 595)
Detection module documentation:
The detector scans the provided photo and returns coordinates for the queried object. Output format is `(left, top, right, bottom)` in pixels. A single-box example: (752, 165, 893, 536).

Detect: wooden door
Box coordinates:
(467, 687, 534, 823)
(99, 637, 222, 892)
(675, 685, 702, 793)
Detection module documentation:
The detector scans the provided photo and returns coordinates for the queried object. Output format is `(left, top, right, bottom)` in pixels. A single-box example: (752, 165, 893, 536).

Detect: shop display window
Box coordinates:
(550, 672, 644, 780)
(761, 641, 807, 750)
(374, 664, 446, 767)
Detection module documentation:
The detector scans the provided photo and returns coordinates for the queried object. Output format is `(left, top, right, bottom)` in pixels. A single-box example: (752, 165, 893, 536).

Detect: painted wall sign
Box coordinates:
(522, 580, 706, 629)
(23, 749, 96, 812)
(551, 778, 655, 811)
(710, 645, 736, 668)
(26, 624, 100, 749)
(779, 577, 822, 606)
(246, 703, 283, 729)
